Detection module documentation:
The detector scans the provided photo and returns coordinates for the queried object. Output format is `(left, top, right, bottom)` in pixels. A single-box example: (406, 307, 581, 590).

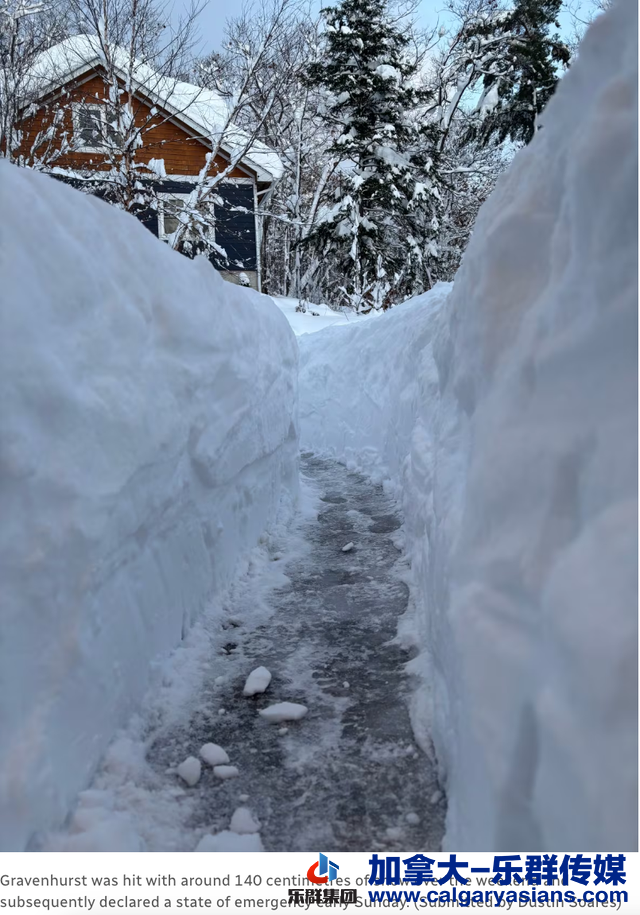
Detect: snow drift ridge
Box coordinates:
(0, 166, 299, 851)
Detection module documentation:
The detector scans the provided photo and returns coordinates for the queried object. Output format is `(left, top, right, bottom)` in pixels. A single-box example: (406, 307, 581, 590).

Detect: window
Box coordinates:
(73, 103, 122, 151)
(158, 196, 216, 253)
(158, 196, 188, 241)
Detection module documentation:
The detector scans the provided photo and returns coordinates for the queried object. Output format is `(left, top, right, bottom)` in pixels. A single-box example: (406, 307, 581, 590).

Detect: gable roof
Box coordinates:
(27, 35, 283, 185)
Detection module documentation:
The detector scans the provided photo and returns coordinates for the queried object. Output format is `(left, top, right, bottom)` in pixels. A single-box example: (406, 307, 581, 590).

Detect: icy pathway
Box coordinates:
(47, 455, 445, 852)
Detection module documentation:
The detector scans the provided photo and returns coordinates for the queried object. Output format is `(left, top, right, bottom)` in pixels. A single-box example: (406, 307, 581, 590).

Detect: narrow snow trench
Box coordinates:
(48, 454, 445, 852)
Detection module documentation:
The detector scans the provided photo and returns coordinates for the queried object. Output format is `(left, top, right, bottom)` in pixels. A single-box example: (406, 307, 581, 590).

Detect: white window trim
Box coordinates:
(158, 192, 220, 247)
(72, 102, 120, 154)
(157, 192, 191, 242)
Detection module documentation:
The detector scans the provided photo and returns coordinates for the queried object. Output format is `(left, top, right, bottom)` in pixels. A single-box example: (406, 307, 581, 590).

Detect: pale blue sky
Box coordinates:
(180, 0, 452, 57)
(179, 0, 586, 60)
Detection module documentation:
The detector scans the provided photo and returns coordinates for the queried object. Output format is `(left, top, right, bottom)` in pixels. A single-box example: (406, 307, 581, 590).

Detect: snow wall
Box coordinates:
(299, 0, 637, 850)
(0, 164, 299, 851)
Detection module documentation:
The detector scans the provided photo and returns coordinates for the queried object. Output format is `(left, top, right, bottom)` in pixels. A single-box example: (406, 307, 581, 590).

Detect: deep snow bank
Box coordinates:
(0, 164, 299, 851)
(300, 0, 637, 850)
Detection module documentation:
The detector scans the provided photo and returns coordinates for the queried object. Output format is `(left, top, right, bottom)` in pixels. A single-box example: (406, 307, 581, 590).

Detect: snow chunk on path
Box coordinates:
(243, 666, 272, 697)
(195, 831, 264, 852)
(200, 743, 229, 766)
(341, 542, 354, 552)
(259, 702, 308, 723)
(229, 807, 261, 835)
(213, 765, 239, 780)
(177, 757, 201, 787)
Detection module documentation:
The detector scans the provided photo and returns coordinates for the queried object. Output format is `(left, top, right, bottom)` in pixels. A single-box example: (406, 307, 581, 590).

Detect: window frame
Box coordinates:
(157, 193, 191, 243)
(72, 102, 122, 153)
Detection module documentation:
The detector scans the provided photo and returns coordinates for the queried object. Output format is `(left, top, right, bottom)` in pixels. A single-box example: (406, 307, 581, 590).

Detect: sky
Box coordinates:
(178, 0, 590, 63)
(180, 0, 451, 57)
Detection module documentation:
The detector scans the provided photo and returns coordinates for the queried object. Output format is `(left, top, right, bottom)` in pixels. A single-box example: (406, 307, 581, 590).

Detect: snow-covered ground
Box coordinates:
(299, 0, 637, 850)
(0, 164, 299, 851)
(271, 295, 377, 336)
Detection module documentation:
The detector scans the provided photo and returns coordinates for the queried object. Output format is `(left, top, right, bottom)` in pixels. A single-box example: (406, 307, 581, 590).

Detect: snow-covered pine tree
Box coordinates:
(305, 0, 440, 311)
(460, 0, 571, 145)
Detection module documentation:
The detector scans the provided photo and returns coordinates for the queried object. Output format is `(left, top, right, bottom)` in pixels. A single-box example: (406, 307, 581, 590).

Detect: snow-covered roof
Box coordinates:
(27, 35, 283, 184)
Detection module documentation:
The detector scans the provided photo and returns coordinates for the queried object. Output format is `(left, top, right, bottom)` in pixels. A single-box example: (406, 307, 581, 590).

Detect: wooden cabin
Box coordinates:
(15, 36, 282, 291)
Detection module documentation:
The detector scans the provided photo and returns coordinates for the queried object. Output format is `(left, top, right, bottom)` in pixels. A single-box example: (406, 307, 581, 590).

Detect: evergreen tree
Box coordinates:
(461, 0, 570, 145)
(305, 0, 440, 311)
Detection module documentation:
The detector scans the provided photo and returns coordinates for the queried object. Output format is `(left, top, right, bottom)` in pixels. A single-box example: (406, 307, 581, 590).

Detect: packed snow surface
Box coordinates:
(299, 0, 637, 850)
(0, 163, 298, 851)
(258, 702, 309, 723)
(199, 743, 230, 766)
(271, 296, 377, 336)
(242, 666, 272, 696)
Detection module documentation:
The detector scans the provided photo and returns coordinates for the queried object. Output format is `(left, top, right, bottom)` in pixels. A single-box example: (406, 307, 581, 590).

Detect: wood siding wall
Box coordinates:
(17, 71, 250, 180)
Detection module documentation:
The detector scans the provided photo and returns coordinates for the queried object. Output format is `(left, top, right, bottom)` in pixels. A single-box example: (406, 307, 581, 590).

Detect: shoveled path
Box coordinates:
(151, 454, 446, 851)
